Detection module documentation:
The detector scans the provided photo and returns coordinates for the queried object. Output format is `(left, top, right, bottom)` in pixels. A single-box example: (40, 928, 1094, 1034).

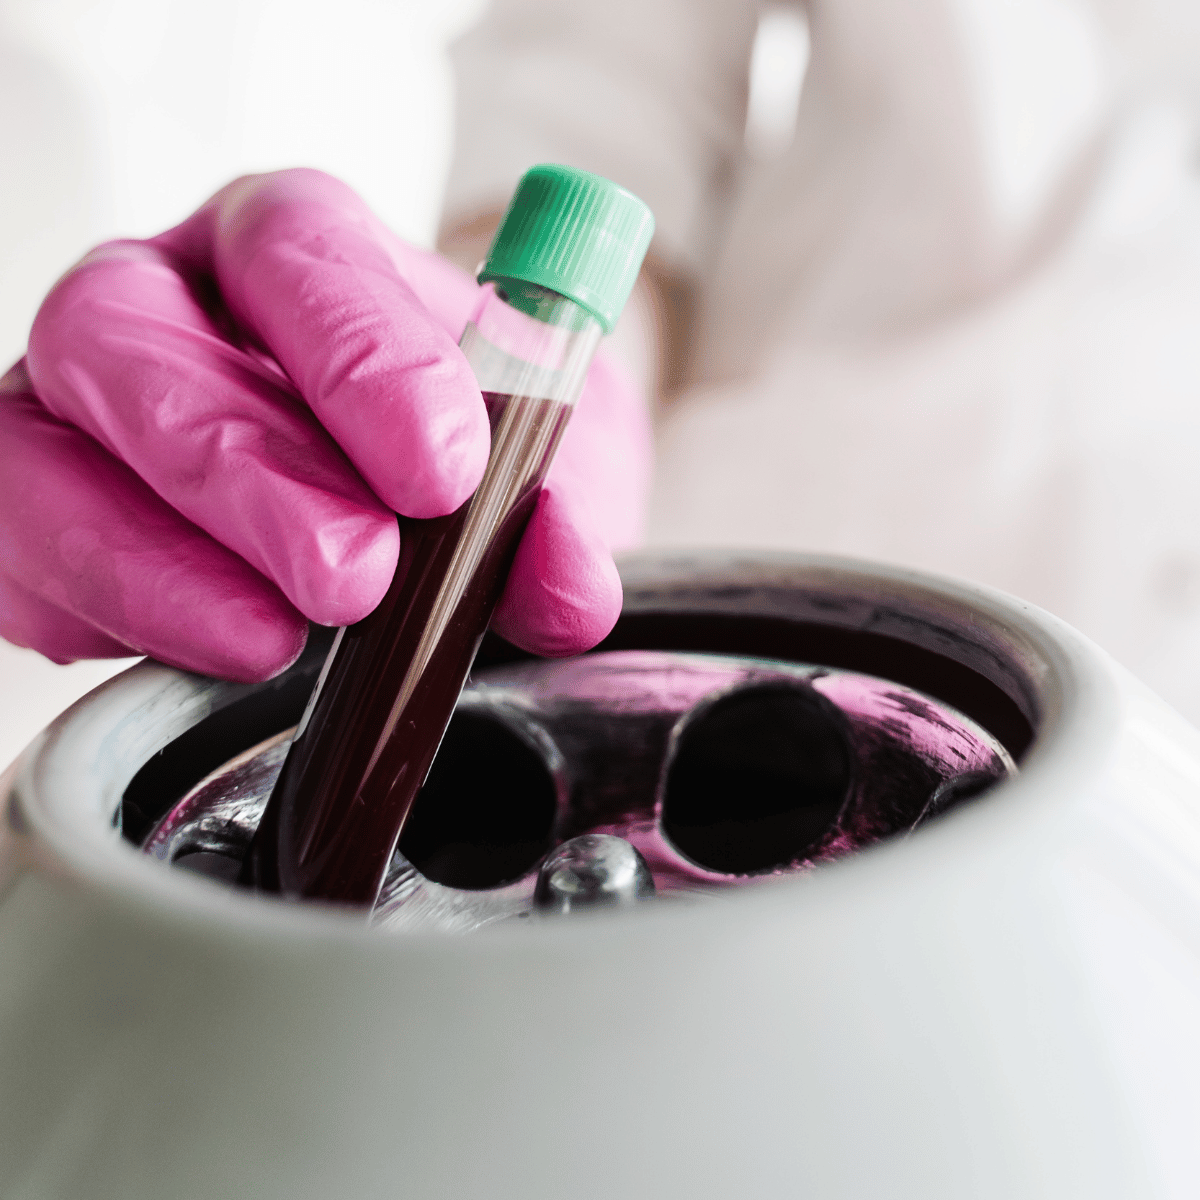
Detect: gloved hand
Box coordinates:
(1, 169, 652, 681)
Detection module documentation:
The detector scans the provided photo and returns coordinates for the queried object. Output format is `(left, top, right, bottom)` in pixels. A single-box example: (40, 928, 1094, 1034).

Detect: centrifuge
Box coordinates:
(2, 552, 1198, 1198)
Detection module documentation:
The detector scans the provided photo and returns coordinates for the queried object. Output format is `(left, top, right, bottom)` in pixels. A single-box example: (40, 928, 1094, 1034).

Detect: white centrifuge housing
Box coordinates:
(1, 552, 1198, 1198)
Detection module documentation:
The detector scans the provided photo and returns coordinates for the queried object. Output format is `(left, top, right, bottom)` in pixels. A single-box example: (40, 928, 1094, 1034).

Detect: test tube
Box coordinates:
(241, 165, 654, 907)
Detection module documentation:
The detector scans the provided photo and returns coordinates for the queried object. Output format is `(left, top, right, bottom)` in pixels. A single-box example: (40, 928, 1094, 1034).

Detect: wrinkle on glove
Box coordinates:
(27, 241, 400, 627)
(10, 169, 645, 679)
(158, 170, 491, 519)
(0, 365, 306, 680)
(0, 573, 134, 664)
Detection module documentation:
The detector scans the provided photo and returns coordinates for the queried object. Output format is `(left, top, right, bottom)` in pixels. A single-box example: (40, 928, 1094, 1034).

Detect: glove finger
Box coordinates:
(25, 245, 400, 627)
(376, 231, 483, 343)
(0, 573, 136, 663)
(490, 479, 622, 657)
(180, 169, 491, 519)
(0, 370, 307, 682)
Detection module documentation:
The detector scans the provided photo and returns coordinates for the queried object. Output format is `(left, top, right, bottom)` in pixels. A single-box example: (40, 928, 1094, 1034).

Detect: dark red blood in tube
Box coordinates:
(242, 392, 573, 907)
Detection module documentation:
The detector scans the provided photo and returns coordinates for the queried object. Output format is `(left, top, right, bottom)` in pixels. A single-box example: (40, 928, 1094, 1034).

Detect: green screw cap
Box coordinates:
(479, 164, 655, 334)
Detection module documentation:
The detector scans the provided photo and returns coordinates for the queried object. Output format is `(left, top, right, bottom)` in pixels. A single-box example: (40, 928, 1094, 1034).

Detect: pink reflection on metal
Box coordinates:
(811, 673, 1015, 776)
(494, 650, 744, 715)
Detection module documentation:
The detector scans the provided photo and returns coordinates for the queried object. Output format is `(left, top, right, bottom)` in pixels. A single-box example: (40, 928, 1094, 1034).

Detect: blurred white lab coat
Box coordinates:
(444, 0, 1200, 721)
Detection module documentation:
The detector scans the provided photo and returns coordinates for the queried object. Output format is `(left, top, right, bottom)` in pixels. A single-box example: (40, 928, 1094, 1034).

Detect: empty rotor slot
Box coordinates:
(661, 681, 853, 875)
(399, 710, 558, 890)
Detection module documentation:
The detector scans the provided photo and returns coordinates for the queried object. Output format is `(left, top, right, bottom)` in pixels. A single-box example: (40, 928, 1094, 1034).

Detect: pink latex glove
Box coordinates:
(1, 169, 652, 681)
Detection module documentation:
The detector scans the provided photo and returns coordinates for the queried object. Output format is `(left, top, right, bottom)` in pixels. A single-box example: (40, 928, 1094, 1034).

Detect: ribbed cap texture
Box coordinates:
(479, 165, 655, 334)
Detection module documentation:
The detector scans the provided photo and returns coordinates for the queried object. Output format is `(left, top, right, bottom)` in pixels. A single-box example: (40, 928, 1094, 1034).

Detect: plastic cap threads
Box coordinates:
(478, 164, 655, 334)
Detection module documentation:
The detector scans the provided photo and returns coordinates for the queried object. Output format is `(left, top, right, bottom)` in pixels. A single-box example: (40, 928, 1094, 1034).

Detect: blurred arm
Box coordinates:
(437, 0, 758, 400)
